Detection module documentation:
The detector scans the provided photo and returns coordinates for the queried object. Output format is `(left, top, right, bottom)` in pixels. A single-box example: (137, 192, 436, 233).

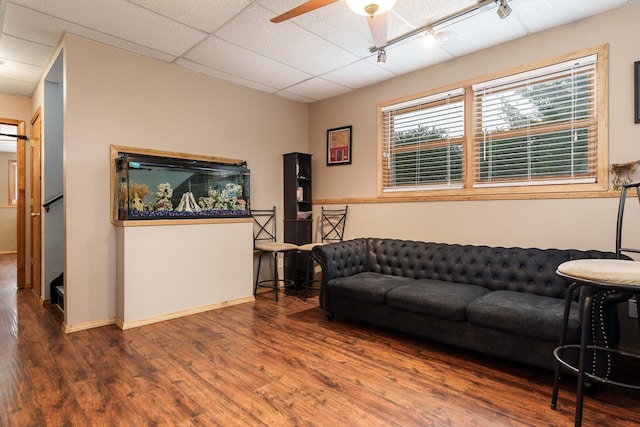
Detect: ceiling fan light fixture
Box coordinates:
(346, 0, 396, 17)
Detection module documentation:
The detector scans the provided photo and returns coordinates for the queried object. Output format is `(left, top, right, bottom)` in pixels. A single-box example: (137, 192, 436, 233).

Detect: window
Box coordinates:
(378, 45, 607, 199)
(380, 88, 465, 192)
(473, 55, 597, 187)
(9, 159, 17, 206)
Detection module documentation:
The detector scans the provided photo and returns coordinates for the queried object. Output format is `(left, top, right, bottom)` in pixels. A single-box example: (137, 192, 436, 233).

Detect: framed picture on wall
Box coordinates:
(635, 61, 640, 123)
(327, 125, 352, 166)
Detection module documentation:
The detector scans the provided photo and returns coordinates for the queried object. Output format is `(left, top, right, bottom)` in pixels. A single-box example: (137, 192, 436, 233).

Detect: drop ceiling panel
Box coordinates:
(174, 58, 280, 94)
(215, 3, 359, 76)
(511, 0, 631, 33)
(127, 0, 253, 33)
(390, 0, 482, 29)
(3, 4, 65, 46)
(283, 77, 351, 101)
(183, 36, 313, 90)
(439, 9, 529, 58)
(264, 1, 405, 57)
(275, 90, 316, 103)
(0, 34, 52, 66)
(3, 3, 179, 63)
(0, 59, 43, 83)
(378, 38, 456, 75)
(322, 59, 398, 89)
(11, 0, 207, 56)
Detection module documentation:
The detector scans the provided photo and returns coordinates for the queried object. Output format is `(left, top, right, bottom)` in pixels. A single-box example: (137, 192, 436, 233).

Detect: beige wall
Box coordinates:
(26, 3, 640, 331)
(309, 2, 640, 253)
(36, 34, 308, 329)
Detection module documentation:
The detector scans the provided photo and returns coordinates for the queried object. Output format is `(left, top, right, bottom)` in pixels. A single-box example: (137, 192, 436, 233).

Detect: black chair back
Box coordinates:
(616, 182, 640, 259)
(251, 207, 277, 247)
(321, 206, 348, 243)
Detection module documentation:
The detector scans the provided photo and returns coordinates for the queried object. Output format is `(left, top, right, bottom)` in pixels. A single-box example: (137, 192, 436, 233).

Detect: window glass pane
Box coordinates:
(474, 57, 597, 187)
(382, 93, 465, 191)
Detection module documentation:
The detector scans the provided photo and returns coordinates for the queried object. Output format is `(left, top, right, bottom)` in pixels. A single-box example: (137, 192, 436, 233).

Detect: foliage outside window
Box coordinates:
(378, 45, 608, 199)
(381, 89, 465, 191)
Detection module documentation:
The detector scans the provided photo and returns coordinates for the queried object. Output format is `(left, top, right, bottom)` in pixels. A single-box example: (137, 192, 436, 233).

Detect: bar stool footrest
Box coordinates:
(554, 344, 640, 389)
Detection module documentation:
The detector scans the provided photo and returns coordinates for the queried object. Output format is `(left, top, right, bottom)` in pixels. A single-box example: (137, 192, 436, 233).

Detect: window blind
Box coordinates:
(472, 54, 598, 187)
(381, 88, 465, 192)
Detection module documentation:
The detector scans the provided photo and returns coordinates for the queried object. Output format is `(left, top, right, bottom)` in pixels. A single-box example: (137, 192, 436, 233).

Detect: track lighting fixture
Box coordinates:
(370, 0, 511, 62)
(423, 28, 437, 47)
(423, 27, 454, 47)
(496, 0, 511, 19)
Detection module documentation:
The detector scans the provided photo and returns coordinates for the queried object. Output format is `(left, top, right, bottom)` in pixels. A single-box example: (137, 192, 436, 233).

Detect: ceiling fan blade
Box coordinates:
(366, 12, 388, 48)
(270, 0, 340, 23)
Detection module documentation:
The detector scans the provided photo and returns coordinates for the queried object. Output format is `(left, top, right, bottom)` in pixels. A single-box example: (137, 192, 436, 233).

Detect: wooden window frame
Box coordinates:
(377, 44, 609, 201)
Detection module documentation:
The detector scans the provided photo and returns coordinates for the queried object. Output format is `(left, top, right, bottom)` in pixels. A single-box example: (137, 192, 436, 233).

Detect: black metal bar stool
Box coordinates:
(551, 181, 640, 426)
(551, 259, 640, 426)
(296, 206, 348, 300)
(251, 207, 298, 301)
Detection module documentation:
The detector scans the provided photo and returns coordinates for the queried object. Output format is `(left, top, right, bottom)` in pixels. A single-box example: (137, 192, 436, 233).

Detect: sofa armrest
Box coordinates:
(312, 238, 368, 311)
(312, 238, 368, 282)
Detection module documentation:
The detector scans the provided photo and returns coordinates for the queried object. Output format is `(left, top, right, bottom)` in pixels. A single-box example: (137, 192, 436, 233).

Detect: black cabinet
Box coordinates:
(283, 152, 312, 222)
(283, 153, 312, 288)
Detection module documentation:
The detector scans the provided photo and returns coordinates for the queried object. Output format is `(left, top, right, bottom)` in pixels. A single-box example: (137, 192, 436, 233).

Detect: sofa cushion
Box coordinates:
(329, 272, 412, 304)
(386, 280, 490, 321)
(466, 290, 580, 342)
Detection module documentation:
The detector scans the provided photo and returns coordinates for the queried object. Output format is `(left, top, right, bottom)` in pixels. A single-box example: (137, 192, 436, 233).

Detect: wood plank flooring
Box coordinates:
(0, 253, 638, 426)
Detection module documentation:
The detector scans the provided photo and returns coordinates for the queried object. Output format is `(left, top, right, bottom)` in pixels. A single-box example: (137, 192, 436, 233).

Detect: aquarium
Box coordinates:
(113, 148, 250, 221)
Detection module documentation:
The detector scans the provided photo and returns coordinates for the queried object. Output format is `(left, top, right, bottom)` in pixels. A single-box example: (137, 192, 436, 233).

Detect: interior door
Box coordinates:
(30, 110, 42, 297)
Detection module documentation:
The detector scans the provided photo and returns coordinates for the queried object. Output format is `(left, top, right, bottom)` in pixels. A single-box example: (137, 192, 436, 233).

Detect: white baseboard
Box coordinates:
(64, 317, 117, 333)
(115, 295, 255, 330)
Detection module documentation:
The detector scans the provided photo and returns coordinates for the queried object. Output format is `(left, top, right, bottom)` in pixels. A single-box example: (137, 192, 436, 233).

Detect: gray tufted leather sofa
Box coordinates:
(312, 238, 628, 371)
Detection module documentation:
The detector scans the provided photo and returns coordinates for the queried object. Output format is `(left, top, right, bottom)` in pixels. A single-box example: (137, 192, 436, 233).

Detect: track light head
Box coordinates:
(423, 28, 437, 47)
(496, 0, 511, 19)
(377, 48, 386, 63)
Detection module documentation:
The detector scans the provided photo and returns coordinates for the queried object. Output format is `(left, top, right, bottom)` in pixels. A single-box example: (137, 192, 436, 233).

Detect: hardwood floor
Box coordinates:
(1, 253, 638, 426)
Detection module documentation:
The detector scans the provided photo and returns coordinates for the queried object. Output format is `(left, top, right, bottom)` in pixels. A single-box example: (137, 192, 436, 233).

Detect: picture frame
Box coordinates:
(635, 61, 640, 124)
(327, 125, 352, 166)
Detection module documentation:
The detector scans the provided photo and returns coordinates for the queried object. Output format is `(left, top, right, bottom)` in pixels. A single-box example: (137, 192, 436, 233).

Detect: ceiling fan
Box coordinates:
(270, 0, 396, 48)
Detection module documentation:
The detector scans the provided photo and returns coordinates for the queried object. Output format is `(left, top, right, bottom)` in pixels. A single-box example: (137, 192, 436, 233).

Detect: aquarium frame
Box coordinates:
(110, 145, 252, 226)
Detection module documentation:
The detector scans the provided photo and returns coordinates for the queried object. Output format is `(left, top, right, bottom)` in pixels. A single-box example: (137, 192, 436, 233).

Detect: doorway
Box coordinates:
(0, 123, 19, 257)
(0, 120, 26, 290)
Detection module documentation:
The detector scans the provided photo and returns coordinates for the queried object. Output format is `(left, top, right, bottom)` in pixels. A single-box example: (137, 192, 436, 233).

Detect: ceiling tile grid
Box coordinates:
(0, 0, 636, 100)
(181, 35, 313, 90)
(322, 60, 398, 90)
(127, 0, 254, 33)
(215, 3, 360, 76)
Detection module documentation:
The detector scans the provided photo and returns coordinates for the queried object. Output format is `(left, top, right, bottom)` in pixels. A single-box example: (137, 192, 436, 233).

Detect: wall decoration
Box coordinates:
(327, 125, 352, 166)
(610, 160, 640, 190)
(635, 61, 640, 123)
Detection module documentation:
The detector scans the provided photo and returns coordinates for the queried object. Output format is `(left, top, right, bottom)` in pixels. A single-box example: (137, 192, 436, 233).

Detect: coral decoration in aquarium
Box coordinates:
(114, 150, 250, 221)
